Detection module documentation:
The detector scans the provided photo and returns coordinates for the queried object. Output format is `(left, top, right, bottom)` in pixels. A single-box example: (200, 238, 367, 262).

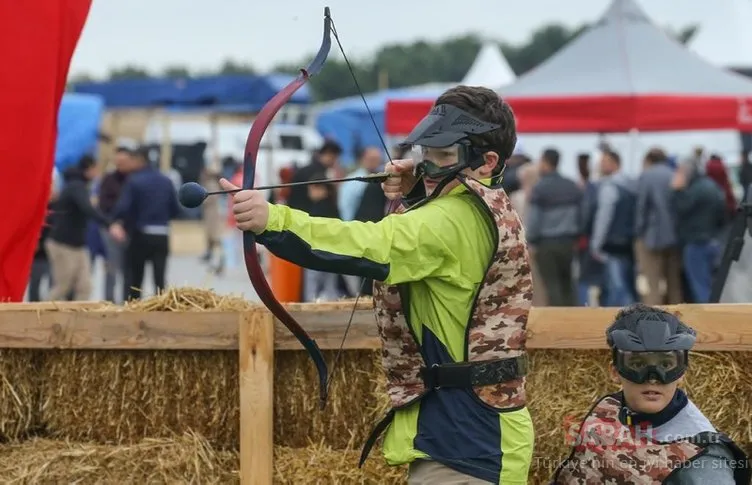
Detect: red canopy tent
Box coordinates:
(385, 0, 752, 135)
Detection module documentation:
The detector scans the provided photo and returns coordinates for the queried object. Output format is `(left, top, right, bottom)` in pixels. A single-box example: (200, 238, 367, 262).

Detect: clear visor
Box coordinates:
(618, 350, 684, 373)
(407, 144, 465, 167)
(405, 144, 470, 180)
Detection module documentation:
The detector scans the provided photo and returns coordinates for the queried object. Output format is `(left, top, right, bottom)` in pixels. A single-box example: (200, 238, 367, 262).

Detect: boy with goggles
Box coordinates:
(552, 303, 750, 484)
(222, 86, 534, 484)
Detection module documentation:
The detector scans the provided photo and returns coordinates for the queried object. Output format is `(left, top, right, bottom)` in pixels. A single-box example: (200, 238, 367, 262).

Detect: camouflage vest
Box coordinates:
(552, 394, 707, 484)
(371, 176, 533, 410)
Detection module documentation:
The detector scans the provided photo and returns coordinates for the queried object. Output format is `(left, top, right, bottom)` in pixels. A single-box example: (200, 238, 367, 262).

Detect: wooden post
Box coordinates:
(159, 109, 172, 174)
(238, 310, 274, 485)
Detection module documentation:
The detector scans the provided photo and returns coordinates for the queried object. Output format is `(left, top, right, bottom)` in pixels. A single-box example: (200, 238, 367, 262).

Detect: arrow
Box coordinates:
(178, 172, 393, 208)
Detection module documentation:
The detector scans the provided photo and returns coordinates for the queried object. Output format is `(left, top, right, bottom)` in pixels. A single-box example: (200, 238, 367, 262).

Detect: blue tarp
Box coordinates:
(315, 85, 449, 164)
(55, 93, 105, 171)
(72, 74, 310, 110)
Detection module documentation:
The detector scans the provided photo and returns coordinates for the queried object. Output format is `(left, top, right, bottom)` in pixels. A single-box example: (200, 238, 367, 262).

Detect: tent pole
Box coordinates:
(628, 128, 640, 174)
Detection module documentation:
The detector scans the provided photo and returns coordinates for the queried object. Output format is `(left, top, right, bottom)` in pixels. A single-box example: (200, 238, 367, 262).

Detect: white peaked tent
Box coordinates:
(461, 42, 516, 88)
(689, 0, 752, 69)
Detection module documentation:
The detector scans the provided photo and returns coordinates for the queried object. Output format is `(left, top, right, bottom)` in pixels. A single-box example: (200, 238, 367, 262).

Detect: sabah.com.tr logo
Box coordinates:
(562, 415, 656, 451)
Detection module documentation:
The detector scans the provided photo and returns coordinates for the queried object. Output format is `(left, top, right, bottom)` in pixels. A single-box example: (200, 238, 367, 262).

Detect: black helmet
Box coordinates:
(606, 305, 696, 352)
(606, 304, 696, 384)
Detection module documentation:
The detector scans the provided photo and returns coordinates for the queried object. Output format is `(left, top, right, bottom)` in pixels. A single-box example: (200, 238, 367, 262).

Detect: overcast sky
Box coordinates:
(68, 0, 729, 79)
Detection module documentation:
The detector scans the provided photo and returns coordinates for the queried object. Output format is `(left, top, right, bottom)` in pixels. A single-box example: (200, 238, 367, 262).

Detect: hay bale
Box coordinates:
(40, 348, 386, 450)
(274, 349, 388, 449)
(0, 436, 406, 484)
(0, 350, 40, 441)
(525, 350, 752, 484)
(0, 432, 238, 484)
(40, 289, 249, 447)
(275, 443, 406, 484)
(106, 287, 257, 313)
(40, 349, 240, 447)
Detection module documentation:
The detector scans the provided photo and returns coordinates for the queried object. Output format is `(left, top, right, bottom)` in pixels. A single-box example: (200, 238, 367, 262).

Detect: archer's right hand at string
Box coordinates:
(382, 159, 418, 201)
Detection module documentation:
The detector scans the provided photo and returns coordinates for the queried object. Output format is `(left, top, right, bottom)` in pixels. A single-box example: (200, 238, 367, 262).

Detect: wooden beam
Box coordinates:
(0, 301, 105, 311)
(525, 304, 752, 350)
(0, 311, 239, 350)
(0, 303, 750, 351)
(238, 311, 274, 485)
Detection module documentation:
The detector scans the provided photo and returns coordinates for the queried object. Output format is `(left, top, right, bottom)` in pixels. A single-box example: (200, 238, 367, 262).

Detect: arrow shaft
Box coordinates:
(207, 172, 392, 196)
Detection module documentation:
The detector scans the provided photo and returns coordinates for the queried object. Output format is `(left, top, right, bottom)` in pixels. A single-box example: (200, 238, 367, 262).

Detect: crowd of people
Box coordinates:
(28, 142, 180, 303)
(243, 136, 752, 306)
(27, 130, 752, 307)
(505, 146, 752, 307)
(204, 139, 391, 302)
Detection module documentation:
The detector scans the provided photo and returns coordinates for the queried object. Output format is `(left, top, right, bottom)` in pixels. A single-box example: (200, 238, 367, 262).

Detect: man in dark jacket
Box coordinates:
(672, 159, 726, 303)
(526, 148, 582, 306)
(110, 148, 180, 301)
(46, 156, 122, 301)
(287, 139, 342, 216)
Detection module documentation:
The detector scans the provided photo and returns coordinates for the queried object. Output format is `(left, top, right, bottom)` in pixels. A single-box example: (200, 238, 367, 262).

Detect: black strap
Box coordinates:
(419, 355, 527, 390)
(359, 409, 395, 467)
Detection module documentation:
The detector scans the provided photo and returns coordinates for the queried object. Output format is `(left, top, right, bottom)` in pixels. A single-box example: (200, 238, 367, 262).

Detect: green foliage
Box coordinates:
(73, 21, 698, 101)
(108, 65, 151, 80)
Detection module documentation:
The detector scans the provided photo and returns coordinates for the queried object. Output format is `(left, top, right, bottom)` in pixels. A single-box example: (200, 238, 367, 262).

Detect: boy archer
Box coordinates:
(221, 86, 534, 484)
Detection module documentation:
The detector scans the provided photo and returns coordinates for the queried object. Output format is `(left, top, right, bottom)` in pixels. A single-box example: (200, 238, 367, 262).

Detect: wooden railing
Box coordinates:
(0, 301, 751, 484)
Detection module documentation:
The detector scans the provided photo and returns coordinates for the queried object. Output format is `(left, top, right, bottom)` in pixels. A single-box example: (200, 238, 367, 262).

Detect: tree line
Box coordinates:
(69, 22, 698, 102)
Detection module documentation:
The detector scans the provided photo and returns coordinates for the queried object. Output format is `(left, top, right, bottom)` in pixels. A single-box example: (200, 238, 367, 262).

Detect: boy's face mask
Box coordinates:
(614, 350, 688, 384)
(399, 104, 500, 182)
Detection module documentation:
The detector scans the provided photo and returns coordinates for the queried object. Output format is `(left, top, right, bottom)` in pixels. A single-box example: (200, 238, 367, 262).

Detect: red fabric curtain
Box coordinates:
(385, 95, 752, 135)
(0, 0, 92, 301)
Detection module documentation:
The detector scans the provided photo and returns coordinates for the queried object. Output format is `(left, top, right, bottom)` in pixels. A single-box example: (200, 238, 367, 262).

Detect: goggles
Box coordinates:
(613, 350, 688, 384)
(406, 143, 488, 180)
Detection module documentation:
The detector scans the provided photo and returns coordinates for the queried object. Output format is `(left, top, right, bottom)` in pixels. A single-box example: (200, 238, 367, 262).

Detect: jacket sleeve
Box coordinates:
(590, 182, 618, 257)
(524, 185, 543, 243)
(635, 174, 648, 237)
(97, 174, 117, 213)
(69, 181, 111, 227)
(664, 444, 736, 485)
(255, 196, 482, 286)
(712, 185, 727, 229)
(111, 180, 134, 222)
(168, 181, 181, 219)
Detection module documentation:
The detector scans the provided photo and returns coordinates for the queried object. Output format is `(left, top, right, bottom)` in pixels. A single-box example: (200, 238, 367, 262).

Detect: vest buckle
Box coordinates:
(423, 364, 442, 390)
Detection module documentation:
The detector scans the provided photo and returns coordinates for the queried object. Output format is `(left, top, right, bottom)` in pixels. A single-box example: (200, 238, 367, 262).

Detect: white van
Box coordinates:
(143, 116, 324, 187)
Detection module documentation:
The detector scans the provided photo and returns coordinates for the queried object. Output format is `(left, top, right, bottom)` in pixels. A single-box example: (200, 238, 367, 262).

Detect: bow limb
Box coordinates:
(242, 8, 332, 409)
